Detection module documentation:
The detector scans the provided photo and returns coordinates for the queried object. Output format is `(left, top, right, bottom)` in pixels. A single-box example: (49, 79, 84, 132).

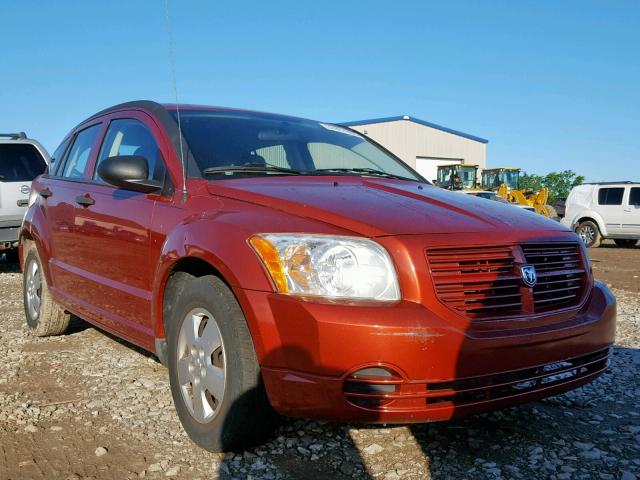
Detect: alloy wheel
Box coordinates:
(25, 259, 42, 320)
(577, 225, 596, 246)
(177, 308, 227, 423)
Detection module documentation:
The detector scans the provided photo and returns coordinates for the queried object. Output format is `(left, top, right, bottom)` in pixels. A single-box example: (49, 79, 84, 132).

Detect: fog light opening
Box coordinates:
(343, 366, 403, 409)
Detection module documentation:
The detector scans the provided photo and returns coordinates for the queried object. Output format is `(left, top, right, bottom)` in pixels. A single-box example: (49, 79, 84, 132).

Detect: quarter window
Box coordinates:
(94, 119, 165, 183)
(597, 187, 624, 206)
(50, 138, 71, 175)
(629, 188, 640, 206)
(62, 125, 101, 179)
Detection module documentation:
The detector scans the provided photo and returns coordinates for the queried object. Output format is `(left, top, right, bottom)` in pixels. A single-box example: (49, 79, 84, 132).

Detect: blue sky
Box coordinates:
(1, 1, 638, 182)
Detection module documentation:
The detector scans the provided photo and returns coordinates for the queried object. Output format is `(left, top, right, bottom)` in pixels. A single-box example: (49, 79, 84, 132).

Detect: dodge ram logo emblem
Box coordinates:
(520, 265, 537, 287)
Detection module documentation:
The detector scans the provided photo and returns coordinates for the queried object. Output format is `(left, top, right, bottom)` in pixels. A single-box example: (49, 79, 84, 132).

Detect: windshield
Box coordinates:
(0, 143, 47, 182)
(172, 110, 422, 181)
(483, 170, 519, 190)
(459, 166, 477, 189)
(502, 170, 519, 190)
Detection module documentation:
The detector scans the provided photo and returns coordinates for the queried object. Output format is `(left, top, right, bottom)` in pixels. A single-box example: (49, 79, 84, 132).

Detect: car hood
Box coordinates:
(208, 177, 570, 237)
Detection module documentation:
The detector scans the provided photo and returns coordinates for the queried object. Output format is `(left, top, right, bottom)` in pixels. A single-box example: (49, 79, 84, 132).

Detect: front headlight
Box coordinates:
(249, 234, 400, 301)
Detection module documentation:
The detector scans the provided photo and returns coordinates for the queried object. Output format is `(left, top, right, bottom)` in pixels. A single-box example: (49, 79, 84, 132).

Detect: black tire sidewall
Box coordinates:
(166, 275, 262, 451)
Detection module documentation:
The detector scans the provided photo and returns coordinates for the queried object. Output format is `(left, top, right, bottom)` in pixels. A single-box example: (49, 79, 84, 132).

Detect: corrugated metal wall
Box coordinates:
(348, 120, 487, 181)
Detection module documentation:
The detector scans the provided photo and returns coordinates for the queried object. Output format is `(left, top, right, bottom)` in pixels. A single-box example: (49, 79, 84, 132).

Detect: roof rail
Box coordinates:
(583, 181, 638, 185)
(0, 132, 27, 140)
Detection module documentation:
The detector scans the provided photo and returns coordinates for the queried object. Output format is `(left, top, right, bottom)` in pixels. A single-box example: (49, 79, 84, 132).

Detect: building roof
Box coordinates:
(340, 115, 488, 144)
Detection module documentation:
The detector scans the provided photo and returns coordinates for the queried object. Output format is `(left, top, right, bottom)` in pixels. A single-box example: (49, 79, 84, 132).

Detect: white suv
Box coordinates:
(0, 133, 49, 262)
(562, 182, 640, 248)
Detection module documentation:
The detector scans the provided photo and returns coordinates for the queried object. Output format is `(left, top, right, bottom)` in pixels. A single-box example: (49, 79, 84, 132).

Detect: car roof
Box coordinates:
(88, 100, 314, 125)
(583, 181, 639, 186)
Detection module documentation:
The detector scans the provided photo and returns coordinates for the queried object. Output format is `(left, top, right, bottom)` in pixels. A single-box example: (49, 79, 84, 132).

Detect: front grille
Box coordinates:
(427, 242, 587, 320)
(522, 243, 585, 312)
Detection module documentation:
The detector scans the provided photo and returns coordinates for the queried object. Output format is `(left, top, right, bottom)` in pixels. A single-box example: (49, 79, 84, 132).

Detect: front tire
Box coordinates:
(614, 239, 638, 248)
(576, 220, 601, 248)
(23, 247, 71, 336)
(165, 274, 276, 452)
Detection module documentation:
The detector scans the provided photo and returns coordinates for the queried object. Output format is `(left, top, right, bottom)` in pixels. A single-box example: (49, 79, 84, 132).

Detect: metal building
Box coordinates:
(341, 115, 488, 182)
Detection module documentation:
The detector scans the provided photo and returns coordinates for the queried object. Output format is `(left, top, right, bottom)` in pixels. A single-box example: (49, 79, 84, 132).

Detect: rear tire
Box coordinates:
(22, 247, 71, 336)
(576, 220, 601, 248)
(614, 239, 638, 248)
(165, 273, 276, 452)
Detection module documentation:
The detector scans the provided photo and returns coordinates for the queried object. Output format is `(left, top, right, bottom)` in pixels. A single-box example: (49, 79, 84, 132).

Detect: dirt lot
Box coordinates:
(1, 244, 639, 480)
(590, 241, 640, 293)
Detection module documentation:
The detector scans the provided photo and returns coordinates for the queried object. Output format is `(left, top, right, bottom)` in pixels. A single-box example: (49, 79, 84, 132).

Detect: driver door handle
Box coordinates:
(75, 194, 95, 207)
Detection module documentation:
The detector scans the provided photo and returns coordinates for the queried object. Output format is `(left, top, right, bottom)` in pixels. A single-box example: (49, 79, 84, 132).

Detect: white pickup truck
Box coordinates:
(0, 133, 49, 262)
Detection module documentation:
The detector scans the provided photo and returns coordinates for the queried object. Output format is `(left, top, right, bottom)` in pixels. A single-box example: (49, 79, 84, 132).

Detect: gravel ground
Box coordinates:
(1, 256, 639, 480)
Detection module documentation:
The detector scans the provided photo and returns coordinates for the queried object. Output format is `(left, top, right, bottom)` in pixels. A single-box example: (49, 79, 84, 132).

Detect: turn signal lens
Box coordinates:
(248, 235, 289, 292)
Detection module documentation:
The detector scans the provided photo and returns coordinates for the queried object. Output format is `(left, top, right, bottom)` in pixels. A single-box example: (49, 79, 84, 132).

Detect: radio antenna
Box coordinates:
(164, 0, 188, 203)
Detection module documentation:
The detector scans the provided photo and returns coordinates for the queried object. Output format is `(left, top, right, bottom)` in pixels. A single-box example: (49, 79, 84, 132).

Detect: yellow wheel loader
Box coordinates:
(483, 168, 558, 218)
(436, 164, 479, 190)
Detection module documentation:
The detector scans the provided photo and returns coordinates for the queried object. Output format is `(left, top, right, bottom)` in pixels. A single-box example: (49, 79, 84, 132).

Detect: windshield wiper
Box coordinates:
(202, 163, 301, 176)
(309, 167, 415, 181)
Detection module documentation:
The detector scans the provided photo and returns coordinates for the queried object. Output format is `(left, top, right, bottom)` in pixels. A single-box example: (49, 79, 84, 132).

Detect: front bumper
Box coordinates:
(250, 282, 616, 423)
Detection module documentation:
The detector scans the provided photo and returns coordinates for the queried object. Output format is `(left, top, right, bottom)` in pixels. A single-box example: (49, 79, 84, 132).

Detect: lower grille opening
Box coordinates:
(343, 366, 402, 409)
(425, 349, 609, 407)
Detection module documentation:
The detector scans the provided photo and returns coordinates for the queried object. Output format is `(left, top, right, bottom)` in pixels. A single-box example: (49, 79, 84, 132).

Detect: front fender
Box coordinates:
(150, 197, 358, 360)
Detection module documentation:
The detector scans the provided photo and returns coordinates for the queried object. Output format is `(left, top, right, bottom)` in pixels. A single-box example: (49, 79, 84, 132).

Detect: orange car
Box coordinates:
(21, 101, 616, 451)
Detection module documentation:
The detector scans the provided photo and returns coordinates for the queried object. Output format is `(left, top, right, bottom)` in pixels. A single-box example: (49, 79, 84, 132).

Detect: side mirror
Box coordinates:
(97, 155, 162, 194)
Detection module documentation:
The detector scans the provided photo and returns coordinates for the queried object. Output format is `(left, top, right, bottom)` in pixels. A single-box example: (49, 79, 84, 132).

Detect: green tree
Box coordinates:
(520, 170, 585, 202)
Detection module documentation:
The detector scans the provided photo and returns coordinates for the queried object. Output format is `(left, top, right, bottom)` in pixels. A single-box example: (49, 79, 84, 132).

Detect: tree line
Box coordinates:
(519, 170, 585, 203)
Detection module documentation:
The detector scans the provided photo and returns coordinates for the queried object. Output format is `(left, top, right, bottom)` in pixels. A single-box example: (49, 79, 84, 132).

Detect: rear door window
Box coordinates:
(597, 187, 624, 205)
(629, 188, 640, 206)
(62, 125, 101, 179)
(0, 144, 47, 182)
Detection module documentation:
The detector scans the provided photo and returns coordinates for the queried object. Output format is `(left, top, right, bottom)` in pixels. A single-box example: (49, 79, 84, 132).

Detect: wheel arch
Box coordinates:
(152, 236, 269, 363)
(19, 218, 52, 282)
(576, 214, 606, 237)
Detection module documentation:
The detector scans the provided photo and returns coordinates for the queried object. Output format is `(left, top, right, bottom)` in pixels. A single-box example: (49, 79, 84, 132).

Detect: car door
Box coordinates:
(624, 186, 640, 236)
(596, 186, 626, 235)
(69, 112, 172, 343)
(42, 122, 104, 298)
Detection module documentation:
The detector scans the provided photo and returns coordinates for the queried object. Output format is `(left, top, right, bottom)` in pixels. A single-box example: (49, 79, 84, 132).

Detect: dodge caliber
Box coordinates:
(20, 101, 616, 451)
